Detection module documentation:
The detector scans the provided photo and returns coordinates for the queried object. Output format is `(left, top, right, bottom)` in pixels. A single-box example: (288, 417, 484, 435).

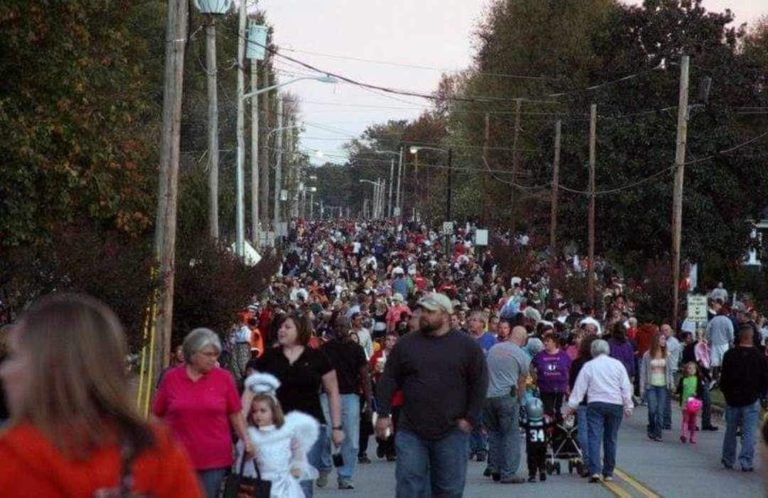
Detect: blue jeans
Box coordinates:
(586, 402, 623, 477)
(320, 393, 360, 481)
(722, 400, 760, 470)
(301, 423, 327, 498)
(483, 396, 521, 479)
(197, 468, 227, 498)
(645, 385, 667, 439)
(395, 427, 470, 498)
(577, 405, 590, 471)
(469, 410, 488, 457)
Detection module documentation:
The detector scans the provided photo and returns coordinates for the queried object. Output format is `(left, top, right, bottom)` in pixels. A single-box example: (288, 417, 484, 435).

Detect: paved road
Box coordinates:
(316, 405, 764, 497)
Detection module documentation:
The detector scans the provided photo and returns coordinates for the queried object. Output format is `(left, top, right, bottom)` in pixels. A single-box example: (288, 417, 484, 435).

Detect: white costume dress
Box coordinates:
(235, 411, 319, 498)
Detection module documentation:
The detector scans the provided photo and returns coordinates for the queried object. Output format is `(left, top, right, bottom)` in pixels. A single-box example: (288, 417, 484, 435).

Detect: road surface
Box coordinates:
(317, 405, 764, 497)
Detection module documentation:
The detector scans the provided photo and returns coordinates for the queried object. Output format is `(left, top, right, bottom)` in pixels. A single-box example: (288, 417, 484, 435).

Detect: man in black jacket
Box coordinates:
(375, 293, 489, 498)
(720, 324, 768, 472)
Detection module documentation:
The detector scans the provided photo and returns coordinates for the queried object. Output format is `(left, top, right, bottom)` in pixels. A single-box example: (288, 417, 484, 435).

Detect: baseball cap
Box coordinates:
(416, 293, 453, 314)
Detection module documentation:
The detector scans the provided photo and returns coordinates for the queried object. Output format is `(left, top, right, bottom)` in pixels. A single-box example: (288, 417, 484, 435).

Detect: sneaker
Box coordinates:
(690, 438, 697, 444)
(338, 479, 355, 490)
(539, 471, 547, 482)
(483, 467, 493, 477)
(358, 455, 372, 464)
(492, 472, 501, 482)
(316, 471, 329, 488)
(742, 467, 755, 472)
(499, 475, 526, 484)
(603, 475, 613, 481)
(589, 474, 602, 483)
(680, 435, 687, 443)
(376, 445, 385, 459)
(721, 459, 734, 470)
(528, 475, 536, 482)
(702, 425, 719, 431)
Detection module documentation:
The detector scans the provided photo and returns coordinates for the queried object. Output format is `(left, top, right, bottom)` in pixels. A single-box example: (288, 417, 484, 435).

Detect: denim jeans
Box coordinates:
(301, 423, 327, 498)
(395, 427, 470, 498)
(197, 468, 227, 498)
(700, 384, 713, 427)
(577, 405, 590, 471)
(722, 400, 760, 470)
(482, 395, 521, 479)
(469, 410, 488, 457)
(586, 402, 623, 477)
(320, 393, 360, 481)
(645, 385, 667, 439)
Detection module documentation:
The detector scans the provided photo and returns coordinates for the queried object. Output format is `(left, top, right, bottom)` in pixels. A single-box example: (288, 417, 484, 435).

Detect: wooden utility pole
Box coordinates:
(250, 58, 259, 246)
(205, 17, 219, 240)
(549, 120, 561, 258)
(587, 104, 597, 308)
(234, 0, 246, 257)
(272, 97, 283, 234)
(153, 0, 188, 374)
(259, 66, 271, 227)
(483, 113, 490, 225)
(395, 147, 403, 217)
(510, 98, 522, 232)
(672, 55, 690, 328)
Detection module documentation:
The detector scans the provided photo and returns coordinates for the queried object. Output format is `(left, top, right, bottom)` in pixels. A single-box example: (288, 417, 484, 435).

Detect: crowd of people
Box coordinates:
(1, 218, 767, 497)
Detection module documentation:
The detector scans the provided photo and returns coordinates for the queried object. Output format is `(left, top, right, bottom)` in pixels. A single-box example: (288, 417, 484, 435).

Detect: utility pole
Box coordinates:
(272, 96, 283, 237)
(587, 104, 597, 308)
(395, 146, 403, 218)
(446, 148, 453, 221)
(286, 115, 296, 219)
(259, 65, 270, 228)
(550, 120, 561, 259)
(510, 98, 522, 232)
(483, 113, 490, 225)
(153, 0, 188, 373)
(672, 55, 690, 328)
(234, 0, 246, 257)
(388, 157, 394, 218)
(250, 58, 259, 247)
(412, 151, 419, 221)
(205, 16, 219, 240)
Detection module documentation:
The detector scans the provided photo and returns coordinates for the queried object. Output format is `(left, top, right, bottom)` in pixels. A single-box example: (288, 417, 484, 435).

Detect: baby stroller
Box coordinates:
(545, 413, 585, 476)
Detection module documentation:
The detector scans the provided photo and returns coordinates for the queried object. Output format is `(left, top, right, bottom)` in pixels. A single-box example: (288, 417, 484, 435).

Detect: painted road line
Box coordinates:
(603, 480, 634, 498)
(615, 468, 660, 498)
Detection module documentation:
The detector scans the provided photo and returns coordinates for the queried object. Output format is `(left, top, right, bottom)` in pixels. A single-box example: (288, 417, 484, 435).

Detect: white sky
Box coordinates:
(255, 0, 765, 165)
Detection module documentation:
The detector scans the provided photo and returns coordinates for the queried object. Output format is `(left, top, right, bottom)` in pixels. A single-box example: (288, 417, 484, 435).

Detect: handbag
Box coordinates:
(223, 457, 272, 498)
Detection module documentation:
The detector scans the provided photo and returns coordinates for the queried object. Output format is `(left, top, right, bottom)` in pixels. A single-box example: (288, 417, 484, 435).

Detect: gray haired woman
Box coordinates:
(153, 328, 254, 498)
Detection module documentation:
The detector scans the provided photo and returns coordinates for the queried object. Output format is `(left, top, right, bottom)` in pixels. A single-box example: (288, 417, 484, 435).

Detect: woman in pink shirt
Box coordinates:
(154, 328, 253, 498)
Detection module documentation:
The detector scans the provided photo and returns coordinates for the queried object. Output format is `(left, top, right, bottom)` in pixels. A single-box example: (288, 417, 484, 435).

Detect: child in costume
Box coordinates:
(521, 397, 550, 482)
(677, 362, 705, 444)
(235, 373, 320, 498)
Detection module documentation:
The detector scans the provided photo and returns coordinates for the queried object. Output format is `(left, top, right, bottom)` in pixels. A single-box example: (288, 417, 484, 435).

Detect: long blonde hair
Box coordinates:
(13, 293, 153, 459)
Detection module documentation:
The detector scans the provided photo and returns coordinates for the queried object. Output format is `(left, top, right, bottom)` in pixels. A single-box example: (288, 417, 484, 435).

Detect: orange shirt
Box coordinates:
(0, 422, 203, 498)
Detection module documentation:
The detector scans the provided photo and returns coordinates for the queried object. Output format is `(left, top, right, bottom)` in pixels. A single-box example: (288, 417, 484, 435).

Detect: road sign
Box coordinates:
(442, 221, 454, 235)
(687, 294, 708, 321)
(475, 229, 489, 246)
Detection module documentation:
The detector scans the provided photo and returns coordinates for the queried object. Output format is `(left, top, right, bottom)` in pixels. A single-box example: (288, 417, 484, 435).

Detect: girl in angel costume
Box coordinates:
(235, 373, 320, 498)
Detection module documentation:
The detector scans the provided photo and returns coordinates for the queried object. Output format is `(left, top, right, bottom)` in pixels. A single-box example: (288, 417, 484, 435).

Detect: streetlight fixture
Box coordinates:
(242, 75, 337, 101)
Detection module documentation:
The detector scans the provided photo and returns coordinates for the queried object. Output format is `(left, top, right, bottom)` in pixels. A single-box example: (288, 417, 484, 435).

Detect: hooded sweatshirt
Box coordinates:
(0, 422, 202, 498)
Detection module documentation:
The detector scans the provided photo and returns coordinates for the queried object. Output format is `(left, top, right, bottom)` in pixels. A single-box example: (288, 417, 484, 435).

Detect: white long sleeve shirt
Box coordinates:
(568, 354, 634, 412)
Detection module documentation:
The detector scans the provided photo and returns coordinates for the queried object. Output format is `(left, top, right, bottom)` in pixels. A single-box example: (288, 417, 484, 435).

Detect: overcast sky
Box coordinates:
(255, 0, 765, 165)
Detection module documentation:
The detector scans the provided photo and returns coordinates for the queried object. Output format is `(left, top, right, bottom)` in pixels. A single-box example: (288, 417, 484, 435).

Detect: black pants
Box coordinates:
(359, 399, 374, 457)
(541, 392, 565, 421)
(527, 441, 547, 476)
(376, 405, 400, 458)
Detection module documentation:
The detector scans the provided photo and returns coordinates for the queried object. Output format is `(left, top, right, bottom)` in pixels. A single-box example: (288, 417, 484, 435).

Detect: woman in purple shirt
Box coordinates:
(532, 333, 572, 420)
(608, 323, 636, 379)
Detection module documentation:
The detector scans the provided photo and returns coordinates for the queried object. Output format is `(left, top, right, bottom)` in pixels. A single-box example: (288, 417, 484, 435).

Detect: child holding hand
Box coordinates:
(235, 373, 320, 498)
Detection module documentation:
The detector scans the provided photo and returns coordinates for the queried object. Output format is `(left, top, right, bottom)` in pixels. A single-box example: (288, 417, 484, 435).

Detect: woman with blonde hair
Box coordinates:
(640, 331, 674, 442)
(0, 293, 202, 496)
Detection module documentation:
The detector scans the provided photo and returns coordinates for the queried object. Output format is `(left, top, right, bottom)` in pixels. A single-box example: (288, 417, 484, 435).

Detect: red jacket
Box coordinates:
(0, 422, 202, 497)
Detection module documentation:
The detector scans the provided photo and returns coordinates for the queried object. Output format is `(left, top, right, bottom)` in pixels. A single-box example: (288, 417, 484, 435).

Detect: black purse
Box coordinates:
(223, 457, 272, 498)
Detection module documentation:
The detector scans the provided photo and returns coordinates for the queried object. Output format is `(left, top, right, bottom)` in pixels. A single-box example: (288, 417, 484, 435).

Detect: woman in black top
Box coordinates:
(248, 312, 343, 498)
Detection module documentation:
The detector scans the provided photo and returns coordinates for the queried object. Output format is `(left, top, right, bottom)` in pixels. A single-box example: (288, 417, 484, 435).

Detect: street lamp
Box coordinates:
(242, 75, 337, 101)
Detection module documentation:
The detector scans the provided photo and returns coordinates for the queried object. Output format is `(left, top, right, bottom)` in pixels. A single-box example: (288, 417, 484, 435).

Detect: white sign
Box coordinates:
(393, 207, 401, 217)
(687, 294, 708, 321)
(442, 222, 454, 235)
(279, 189, 288, 201)
(475, 229, 489, 246)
